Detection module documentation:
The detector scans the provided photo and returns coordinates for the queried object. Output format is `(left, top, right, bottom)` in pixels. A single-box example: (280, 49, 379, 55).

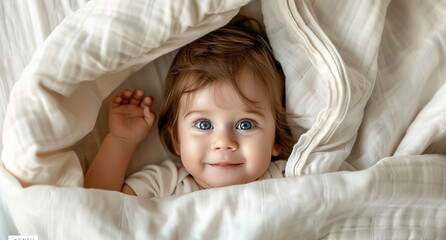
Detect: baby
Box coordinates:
(84, 22, 294, 198)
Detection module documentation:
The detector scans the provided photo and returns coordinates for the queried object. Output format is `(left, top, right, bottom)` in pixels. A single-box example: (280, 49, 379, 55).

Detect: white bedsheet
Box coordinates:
(1, 0, 445, 239)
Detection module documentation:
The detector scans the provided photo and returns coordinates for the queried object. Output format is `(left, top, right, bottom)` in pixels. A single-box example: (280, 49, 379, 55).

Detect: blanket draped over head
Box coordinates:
(1, 0, 445, 239)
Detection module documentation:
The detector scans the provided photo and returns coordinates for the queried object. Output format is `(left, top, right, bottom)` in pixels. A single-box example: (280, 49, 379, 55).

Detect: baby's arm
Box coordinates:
(84, 89, 155, 194)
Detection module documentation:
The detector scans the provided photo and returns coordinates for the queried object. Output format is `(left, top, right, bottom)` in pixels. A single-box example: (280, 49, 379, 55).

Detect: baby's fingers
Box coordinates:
(110, 95, 123, 109)
(143, 106, 156, 128)
(140, 96, 153, 108)
(109, 89, 131, 109)
(119, 89, 133, 104)
(110, 89, 150, 110)
(129, 89, 144, 105)
(141, 96, 155, 128)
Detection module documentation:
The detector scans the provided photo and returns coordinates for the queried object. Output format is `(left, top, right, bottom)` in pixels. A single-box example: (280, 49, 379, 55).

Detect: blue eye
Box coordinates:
(194, 120, 213, 130)
(236, 120, 255, 130)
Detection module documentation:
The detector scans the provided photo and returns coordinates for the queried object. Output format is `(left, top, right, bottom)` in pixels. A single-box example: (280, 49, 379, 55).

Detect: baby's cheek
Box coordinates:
(245, 139, 273, 162)
(180, 136, 206, 159)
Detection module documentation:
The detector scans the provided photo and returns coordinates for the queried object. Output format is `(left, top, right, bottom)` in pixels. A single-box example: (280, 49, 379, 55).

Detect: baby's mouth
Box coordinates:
(209, 162, 243, 169)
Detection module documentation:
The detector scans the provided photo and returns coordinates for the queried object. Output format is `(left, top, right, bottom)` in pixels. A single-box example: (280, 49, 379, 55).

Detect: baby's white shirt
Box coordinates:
(125, 159, 286, 198)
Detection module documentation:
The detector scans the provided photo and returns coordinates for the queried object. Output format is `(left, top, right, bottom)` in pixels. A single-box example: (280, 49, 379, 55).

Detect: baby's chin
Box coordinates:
(195, 177, 255, 190)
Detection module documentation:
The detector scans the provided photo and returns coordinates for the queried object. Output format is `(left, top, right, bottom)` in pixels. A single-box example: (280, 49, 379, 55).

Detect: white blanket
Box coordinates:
(1, 0, 445, 239)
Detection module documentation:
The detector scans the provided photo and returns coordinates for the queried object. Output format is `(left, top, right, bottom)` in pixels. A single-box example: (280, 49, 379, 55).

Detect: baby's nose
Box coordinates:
(210, 130, 238, 151)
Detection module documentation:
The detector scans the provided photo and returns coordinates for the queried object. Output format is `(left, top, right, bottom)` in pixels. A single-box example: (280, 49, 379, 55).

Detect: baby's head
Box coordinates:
(158, 23, 294, 188)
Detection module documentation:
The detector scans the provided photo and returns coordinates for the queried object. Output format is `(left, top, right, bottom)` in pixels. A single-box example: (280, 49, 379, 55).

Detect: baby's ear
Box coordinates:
(174, 142, 181, 156)
(271, 144, 281, 157)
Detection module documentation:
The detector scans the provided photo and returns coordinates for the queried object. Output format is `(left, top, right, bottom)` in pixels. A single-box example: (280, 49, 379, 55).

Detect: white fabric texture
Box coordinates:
(0, 0, 445, 239)
(125, 159, 286, 198)
(266, 0, 384, 176)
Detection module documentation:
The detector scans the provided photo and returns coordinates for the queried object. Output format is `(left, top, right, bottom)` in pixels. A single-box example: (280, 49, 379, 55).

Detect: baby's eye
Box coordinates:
(194, 120, 213, 130)
(236, 120, 255, 130)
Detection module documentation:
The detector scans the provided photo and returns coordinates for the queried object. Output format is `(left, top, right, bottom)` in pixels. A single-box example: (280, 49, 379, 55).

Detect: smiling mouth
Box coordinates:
(209, 163, 243, 169)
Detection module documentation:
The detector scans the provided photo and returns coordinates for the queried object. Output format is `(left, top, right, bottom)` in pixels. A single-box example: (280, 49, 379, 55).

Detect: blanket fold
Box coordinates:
(263, 0, 390, 176)
(1, 154, 445, 239)
(1, 0, 445, 239)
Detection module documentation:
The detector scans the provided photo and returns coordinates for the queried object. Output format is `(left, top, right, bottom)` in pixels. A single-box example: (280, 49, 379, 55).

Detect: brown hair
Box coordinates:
(158, 21, 294, 160)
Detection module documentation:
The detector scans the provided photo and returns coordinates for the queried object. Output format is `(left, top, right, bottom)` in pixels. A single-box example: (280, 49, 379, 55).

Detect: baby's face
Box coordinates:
(175, 70, 280, 189)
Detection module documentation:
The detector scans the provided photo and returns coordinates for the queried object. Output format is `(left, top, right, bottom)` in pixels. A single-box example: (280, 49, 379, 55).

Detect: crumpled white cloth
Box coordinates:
(1, 0, 445, 239)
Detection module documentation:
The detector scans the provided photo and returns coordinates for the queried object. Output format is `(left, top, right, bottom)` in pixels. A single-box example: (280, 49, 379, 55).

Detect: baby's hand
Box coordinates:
(108, 89, 155, 146)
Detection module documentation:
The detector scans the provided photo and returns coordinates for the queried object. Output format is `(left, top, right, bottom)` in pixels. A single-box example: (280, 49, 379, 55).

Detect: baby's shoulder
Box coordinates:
(173, 166, 201, 194)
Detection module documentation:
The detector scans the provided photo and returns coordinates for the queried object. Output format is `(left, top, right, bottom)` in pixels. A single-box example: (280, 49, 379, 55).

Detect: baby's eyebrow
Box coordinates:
(183, 108, 267, 119)
(244, 109, 266, 119)
(183, 110, 208, 118)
